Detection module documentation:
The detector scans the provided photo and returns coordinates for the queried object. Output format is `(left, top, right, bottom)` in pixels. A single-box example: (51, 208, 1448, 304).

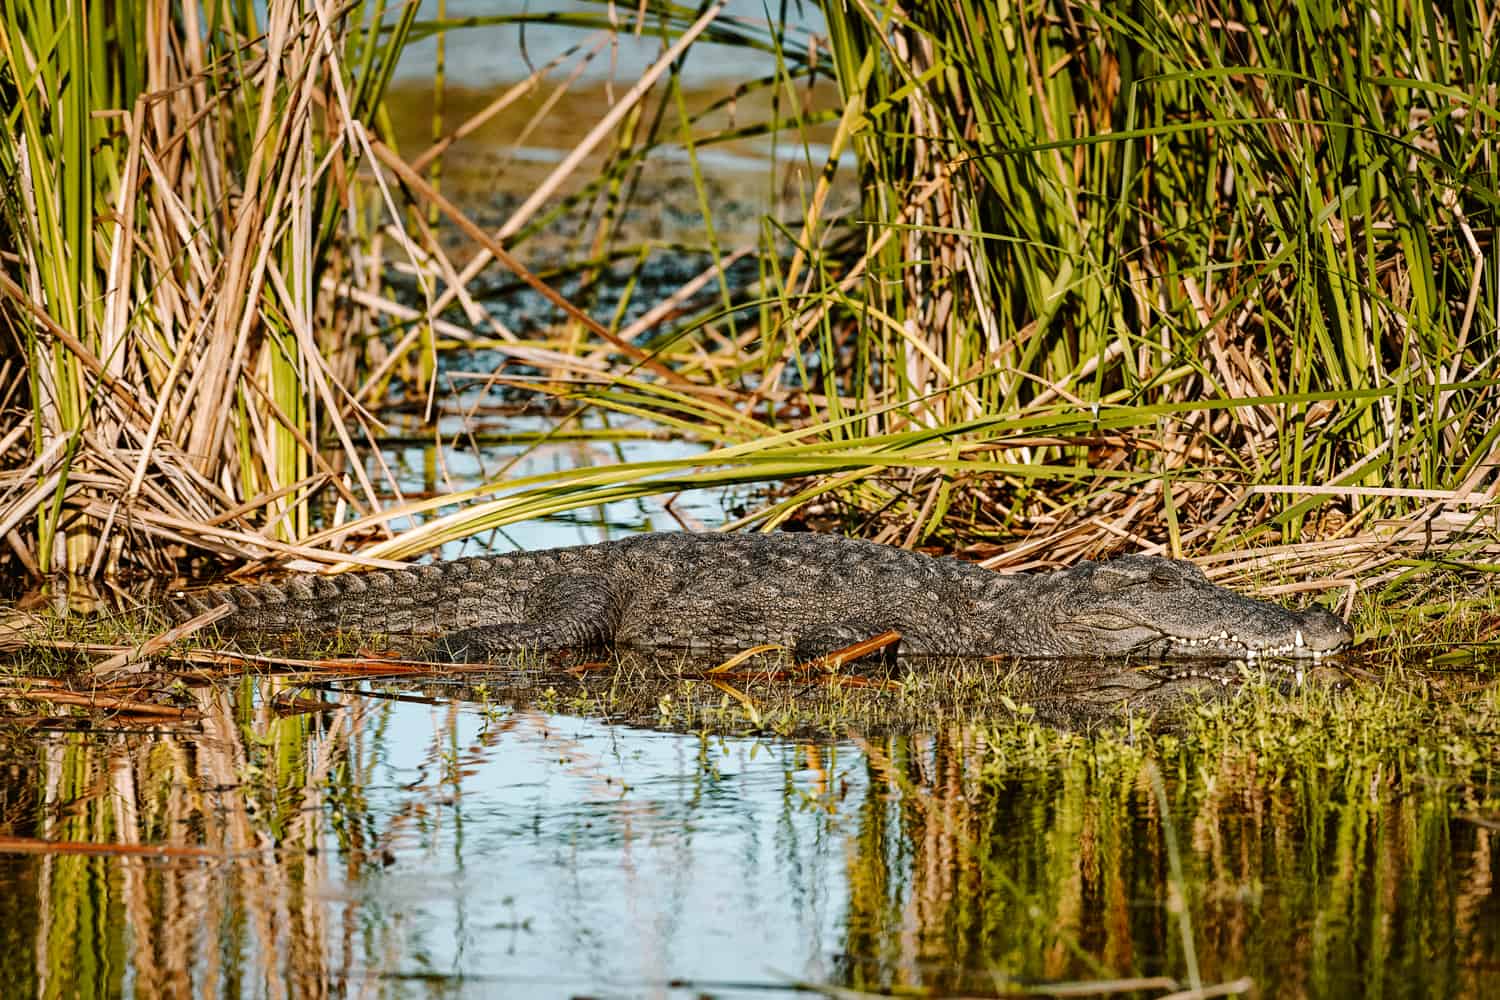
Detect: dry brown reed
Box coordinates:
(1, 0, 415, 578)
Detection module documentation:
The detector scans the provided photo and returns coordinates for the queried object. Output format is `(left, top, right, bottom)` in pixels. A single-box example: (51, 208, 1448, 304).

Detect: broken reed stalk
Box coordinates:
(0, 836, 237, 858)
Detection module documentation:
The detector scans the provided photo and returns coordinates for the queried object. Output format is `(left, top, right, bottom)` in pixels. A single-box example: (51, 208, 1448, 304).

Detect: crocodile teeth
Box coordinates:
(1295, 629, 1305, 647)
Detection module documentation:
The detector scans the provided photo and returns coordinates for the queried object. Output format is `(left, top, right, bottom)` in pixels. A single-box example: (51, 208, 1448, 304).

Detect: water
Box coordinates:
(4, 153, 1497, 1000)
(370, 409, 738, 558)
(0, 658, 1496, 998)
(3, 9, 1498, 998)
(395, 1, 828, 87)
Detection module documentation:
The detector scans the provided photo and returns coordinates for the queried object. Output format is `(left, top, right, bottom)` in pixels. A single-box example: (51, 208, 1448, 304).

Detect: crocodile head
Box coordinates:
(1045, 556, 1352, 661)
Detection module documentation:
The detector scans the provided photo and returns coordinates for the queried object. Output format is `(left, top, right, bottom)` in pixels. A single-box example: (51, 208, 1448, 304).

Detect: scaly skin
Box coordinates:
(170, 531, 1354, 662)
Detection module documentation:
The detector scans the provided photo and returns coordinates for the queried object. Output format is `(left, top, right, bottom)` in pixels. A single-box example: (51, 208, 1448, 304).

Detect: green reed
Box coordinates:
(0, 0, 415, 576)
(342, 0, 1498, 600)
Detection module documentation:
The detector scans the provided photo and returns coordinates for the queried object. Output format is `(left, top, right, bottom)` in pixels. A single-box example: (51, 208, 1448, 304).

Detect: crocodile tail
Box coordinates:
(169, 562, 491, 635)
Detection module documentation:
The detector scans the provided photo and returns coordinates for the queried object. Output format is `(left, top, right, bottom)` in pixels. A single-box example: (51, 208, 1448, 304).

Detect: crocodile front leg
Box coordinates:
(423, 574, 614, 662)
(624, 608, 905, 661)
(791, 619, 906, 663)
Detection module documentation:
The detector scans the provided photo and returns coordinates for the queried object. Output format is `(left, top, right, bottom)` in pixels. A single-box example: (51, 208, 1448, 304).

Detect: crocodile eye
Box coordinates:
(1089, 565, 1132, 592)
(1150, 567, 1178, 589)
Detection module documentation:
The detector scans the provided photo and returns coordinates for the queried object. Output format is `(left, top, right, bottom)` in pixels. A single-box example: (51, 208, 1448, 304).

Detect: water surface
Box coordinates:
(3, 9, 1497, 997)
(0, 656, 1495, 998)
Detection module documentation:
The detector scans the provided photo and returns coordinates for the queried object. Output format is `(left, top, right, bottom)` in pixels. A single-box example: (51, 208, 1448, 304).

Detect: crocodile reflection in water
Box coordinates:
(347, 652, 1350, 737)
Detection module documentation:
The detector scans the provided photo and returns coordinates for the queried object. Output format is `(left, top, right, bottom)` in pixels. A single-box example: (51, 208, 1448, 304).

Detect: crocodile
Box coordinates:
(170, 531, 1353, 663)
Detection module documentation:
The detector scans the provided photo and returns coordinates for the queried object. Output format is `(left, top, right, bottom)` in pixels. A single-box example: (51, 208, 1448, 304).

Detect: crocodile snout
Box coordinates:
(1297, 607, 1354, 652)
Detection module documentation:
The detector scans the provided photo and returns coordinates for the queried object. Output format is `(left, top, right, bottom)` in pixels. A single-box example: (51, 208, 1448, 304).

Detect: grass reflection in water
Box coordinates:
(0, 654, 1494, 998)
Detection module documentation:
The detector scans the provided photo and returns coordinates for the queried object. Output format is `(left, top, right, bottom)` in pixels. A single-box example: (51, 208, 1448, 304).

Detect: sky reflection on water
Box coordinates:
(0, 660, 1495, 998)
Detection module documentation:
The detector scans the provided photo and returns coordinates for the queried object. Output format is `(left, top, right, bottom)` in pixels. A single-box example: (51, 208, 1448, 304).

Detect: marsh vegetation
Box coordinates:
(1, 0, 1498, 996)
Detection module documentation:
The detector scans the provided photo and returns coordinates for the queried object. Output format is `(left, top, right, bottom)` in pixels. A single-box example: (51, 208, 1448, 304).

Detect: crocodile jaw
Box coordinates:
(1152, 627, 1352, 661)
(1057, 611, 1354, 661)
(1150, 603, 1354, 660)
(1046, 557, 1355, 662)
(1056, 599, 1362, 659)
(1050, 624, 1353, 662)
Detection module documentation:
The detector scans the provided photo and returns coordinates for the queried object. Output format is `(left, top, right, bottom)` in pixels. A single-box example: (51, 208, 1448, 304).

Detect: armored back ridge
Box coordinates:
(171, 531, 1354, 662)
